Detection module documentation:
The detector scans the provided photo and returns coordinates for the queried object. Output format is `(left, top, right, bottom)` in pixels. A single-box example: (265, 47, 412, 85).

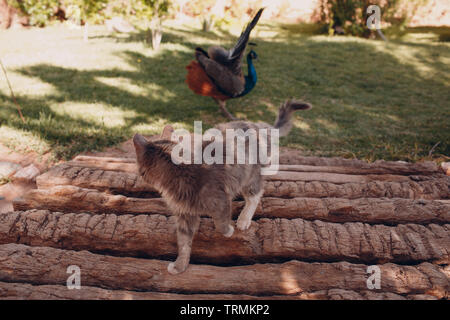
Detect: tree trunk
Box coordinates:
(73, 154, 440, 175)
(13, 185, 450, 225)
(69, 154, 440, 175)
(0, 281, 438, 300)
(263, 178, 450, 199)
(151, 28, 162, 50)
(36, 163, 450, 200)
(202, 16, 213, 32)
(278, 152, 439, 174)
(0, 244, 447, 298)
(148, 17, 163, 50)
(36, 163, 158, 196)
(83, 22, 89, 42)
(1, 209, 448, 265)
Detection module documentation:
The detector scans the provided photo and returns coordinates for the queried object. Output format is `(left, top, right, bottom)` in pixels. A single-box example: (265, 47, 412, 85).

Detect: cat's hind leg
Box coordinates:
(168, 214, 200, 275)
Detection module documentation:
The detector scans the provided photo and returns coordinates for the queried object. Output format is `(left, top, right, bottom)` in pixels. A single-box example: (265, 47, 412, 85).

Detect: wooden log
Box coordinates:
(70, 157, 439, 178)
(73, 155, 136, 163)
(12, 164, 40, 183)
(36, 163, 159, 196)
(13, 186, 169, 216)
(264, 178, 450, 200)
(70, 160, 420, 180)
(0, 281, 313, 300)
(279, 152, 439, 174)
(1, 281, 437, 300)
(1, 210, 448, 264)
(0, 244, 447, 297)
(13, 185, 450, 225)
(46, 163, 417, 190)
(73, 154, 440, 175)
(67, 160, 137, 174)
(71, 160, 429, 184)
(278, 164, 440, 176)
(267, 171, 411, 183)
(37, 164, 450, 200)
(260, 196, 450, 224)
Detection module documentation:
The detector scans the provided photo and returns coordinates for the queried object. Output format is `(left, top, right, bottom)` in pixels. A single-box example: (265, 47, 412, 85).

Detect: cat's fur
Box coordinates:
(133, 99, 312, 274)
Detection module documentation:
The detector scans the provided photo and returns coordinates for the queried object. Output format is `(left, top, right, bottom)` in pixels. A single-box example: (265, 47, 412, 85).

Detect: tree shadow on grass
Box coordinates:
(2, 25, 449, 161)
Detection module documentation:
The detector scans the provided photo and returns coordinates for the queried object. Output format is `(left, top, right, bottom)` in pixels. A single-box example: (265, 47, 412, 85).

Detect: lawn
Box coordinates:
(0, 22, 449, 162)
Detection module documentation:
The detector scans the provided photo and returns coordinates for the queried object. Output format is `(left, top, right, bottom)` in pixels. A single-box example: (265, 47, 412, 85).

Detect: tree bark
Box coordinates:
(0, 244, 447, 298)
(67, 160, 137, 173)
(0, 281, 438, 300)
(36, 163, 450, 200)
(279, 151, 439, 174)
(277, 164, 439, 175)
(1, 210, 448, 265)
(70, 155, 441, 176)
(66, 161, 441, 178)
(266, 171, 412, 183)
(83, 22, 89, 42)
(73, 155, 135, 163)
(73, 154, 440, 175)
(13, 185, 169, 216)
(36, 163, 158, 196)
(264, 178, 450, 199)
(13, 185, 450, 225)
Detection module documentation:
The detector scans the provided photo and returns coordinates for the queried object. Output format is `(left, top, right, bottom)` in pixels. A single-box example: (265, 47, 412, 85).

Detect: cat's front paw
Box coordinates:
(223, 225, 234, 238)
(237, 217, 252, 231)
(167, 262, 185, 275)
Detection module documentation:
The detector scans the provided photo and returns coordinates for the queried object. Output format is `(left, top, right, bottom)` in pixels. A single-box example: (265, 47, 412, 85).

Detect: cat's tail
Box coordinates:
(274, 99, 312, 137)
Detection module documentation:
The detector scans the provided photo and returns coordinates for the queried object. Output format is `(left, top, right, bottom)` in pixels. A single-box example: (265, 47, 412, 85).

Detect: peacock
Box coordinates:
(185, 8, 264, 120)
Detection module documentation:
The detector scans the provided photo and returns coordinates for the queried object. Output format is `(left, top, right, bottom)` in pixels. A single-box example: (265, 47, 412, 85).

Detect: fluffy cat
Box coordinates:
(133, 99, 311, 274)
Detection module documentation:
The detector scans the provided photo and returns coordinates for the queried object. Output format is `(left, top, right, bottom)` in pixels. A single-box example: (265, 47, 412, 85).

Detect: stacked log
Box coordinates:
(13, 186, 450, 224)
(0, 244, 447, 299)
(0, 281, 439, 300)
(35, 161, 450, 200)
(0, 209, 448, 264)
(1, 153, 448, 300)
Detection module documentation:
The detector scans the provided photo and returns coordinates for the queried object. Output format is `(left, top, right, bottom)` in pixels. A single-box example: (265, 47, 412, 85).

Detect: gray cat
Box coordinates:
(133, 99, 312, 274)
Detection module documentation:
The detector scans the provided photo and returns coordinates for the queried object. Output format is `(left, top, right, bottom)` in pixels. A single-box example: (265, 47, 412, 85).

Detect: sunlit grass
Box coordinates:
(0, 125, 50, 154)
(0, 22, 449, 161)
(49, 102, 137, 128)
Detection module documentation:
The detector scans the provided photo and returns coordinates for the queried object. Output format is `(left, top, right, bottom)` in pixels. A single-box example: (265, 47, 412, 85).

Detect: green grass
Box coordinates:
(0, 23, 449, 162)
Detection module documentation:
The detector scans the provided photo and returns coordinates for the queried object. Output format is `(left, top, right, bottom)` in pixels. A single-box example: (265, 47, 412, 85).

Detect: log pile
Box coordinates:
(1, 152, 448, 300)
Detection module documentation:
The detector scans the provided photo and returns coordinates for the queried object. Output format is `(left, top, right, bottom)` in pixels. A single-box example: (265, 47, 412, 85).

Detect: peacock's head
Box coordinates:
(248, 50, 258, 61)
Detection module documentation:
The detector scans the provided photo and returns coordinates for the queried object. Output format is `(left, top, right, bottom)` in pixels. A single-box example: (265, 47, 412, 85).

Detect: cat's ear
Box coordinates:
(160, 125, 174, 140)
(133, 133, 148, 158)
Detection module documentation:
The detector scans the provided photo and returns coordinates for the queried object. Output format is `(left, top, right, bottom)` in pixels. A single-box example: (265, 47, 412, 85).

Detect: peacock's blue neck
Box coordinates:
(237, 56, 257, 97)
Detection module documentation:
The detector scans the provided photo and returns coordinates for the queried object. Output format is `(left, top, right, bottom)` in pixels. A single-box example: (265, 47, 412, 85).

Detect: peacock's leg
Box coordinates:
(214, 98, 237, 120)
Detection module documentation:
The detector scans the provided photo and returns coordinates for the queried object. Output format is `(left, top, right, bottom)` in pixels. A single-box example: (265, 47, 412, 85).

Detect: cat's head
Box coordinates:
(133, 125, 176, 182)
